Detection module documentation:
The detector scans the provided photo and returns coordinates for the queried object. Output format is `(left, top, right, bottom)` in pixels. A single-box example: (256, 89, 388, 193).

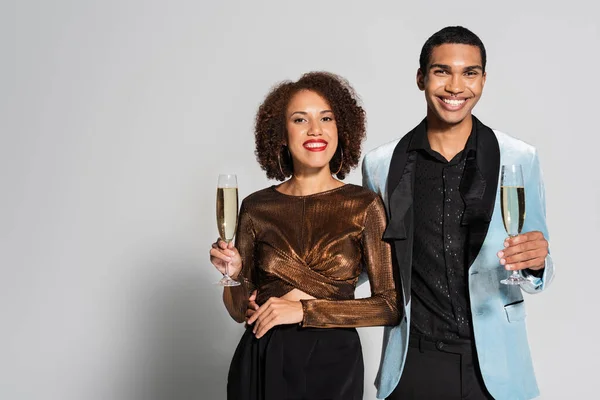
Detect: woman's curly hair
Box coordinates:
(254, 71, 366, 181)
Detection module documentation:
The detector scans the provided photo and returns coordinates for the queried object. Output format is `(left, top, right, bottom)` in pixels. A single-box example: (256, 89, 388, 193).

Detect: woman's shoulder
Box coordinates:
(339, 185, 388, 221)
(338, 184, 381, 203)
(240, 186, 278, 207)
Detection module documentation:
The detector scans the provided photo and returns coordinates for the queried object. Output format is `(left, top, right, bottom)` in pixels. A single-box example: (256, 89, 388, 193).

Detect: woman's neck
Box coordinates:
(277, 168, 343, 196)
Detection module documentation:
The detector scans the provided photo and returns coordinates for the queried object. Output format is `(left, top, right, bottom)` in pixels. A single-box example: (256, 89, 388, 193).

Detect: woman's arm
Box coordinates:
(300, 196, 400, 328)
(220, 201, 256, 322)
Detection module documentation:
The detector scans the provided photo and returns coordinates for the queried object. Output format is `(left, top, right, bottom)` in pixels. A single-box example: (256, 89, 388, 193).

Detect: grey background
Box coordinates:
(3, 1, 598, 399)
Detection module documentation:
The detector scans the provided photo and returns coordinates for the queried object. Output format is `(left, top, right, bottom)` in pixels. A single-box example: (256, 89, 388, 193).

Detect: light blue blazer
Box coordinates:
(362, 118, 554, 400)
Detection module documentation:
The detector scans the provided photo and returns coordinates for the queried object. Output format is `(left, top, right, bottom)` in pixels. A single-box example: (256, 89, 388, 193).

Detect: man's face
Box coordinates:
(417, 43, 486, 126)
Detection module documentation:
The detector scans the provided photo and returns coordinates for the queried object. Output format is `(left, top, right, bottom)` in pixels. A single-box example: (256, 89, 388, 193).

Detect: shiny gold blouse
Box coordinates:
(224, 184, 399, 328)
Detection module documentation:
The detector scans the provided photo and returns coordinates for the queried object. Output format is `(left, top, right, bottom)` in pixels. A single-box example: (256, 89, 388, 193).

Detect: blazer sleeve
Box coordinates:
(518, 149, 555, 293)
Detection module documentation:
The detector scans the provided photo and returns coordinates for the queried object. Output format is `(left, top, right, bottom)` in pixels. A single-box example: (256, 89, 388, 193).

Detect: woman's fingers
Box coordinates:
(248, 298, 271, 325)
(254, 313, 278, 338)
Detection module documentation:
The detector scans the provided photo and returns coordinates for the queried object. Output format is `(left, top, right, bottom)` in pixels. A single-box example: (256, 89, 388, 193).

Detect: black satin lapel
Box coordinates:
(386, 134, 410, 207)
(384, 122, 422, 240)
(383, 152, 416, 240)
(461, 116, 500, 266)
(383, 122, 423, 306)
(385, 152, 416, 304)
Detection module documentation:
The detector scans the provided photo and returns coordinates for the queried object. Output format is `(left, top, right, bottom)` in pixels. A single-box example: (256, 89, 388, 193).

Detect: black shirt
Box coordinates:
(410, 126, 477, 340)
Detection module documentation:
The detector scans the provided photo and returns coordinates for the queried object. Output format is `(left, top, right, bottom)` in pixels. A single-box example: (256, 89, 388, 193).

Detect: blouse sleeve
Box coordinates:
(222, 200, 256, 323)
(300, 196, 400, 328)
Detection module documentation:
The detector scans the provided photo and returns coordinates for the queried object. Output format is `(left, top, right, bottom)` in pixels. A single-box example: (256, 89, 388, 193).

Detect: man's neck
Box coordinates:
(426, 114, 473, 161)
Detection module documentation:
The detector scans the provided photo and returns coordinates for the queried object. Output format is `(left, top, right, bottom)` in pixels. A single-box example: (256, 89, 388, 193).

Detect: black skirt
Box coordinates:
(227, 324, 364, 400)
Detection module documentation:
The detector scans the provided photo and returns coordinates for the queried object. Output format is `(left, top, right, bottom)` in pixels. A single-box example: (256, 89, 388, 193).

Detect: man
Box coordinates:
(362, 26, 554, 399)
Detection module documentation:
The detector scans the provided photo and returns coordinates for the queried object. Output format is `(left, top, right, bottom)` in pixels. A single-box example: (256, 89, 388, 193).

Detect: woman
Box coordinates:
(210, 71, 399, 399)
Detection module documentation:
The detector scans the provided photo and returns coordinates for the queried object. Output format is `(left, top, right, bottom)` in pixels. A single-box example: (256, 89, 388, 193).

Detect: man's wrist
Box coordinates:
(523, 265, 544, 278)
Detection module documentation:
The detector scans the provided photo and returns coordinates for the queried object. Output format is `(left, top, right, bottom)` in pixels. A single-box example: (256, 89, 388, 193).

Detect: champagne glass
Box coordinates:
(215, 174, 241, 286)
(500, 165, 528, 285)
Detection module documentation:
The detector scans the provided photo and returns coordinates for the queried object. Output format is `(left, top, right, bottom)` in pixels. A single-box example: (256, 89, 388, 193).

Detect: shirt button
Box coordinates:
(457, 306, 463, 312)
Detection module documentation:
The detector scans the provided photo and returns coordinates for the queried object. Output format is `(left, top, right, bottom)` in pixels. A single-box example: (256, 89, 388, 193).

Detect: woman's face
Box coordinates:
(285, 90, 338, 175)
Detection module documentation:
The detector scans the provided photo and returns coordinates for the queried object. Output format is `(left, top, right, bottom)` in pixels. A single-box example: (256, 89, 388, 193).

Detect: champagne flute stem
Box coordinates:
(510, 235, 518, 280)
(224, 239, 231, 278)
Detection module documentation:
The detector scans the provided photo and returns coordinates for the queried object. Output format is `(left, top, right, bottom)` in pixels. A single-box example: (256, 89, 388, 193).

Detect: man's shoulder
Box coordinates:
(365, 138, 402, 157)
(363, 138, 401, 166)
(492, 129, 537, 157)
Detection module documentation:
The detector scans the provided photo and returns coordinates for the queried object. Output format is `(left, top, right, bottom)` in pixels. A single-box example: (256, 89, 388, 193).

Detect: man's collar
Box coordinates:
(408, 116, 478, 154)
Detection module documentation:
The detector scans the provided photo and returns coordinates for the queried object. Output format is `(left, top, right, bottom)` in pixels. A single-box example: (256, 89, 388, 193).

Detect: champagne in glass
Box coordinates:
(215, 174, 241, 286)
(500, 165, 528, 285)
(501, 186, 525, 237)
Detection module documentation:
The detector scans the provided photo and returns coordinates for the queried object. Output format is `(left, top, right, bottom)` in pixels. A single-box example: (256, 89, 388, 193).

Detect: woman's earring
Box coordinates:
(278, 146, 291, 179)
(334, 146, 344, 176)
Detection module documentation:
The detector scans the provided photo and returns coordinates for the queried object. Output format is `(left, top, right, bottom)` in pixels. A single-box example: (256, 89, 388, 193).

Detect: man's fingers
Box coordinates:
(499, 231, 548, 271)
(499, 239, 548, 258)
(502, 248, 547, 265)
(506, 257, 546, 271)
(504, 231, 545, 246)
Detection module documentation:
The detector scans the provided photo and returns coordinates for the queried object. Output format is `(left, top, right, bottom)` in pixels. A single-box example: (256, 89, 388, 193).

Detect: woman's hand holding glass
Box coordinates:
(210, 239, 242, 279)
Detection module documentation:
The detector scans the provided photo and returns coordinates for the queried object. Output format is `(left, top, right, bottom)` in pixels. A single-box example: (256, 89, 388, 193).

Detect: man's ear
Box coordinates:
(416, 68, 425, 91)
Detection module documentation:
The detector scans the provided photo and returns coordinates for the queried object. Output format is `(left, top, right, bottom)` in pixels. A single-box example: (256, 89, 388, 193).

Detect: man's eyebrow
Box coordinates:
(429, 63, 451, 71)
(428, 64, 483, 72)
